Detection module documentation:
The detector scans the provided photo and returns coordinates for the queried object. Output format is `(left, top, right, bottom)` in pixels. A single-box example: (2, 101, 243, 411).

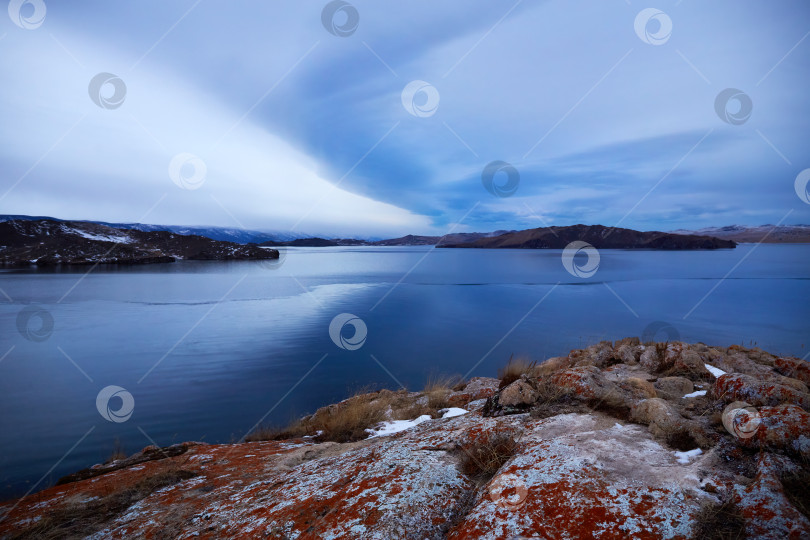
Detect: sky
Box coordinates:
(1, 0, 809, 237)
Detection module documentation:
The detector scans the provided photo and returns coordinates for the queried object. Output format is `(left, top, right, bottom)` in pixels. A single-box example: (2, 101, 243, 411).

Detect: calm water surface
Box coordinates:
(1, 245, 808, 498)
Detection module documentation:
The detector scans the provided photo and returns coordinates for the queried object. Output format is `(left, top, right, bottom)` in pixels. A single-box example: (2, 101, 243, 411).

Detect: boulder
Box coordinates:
(447, 377, 499, 407)
(621, 377, 657, 399)
(550, 365, 624, 405)
(668, 349, 713, 380)
(728, 344, 777, 367)
(570, 341, 617, 368)
(630, 398, 686, 438)
(498, 378, 538, 407)
(639, 345, 665, 373)
(713, 373, 810, 409)
(775, 356, 810, 386)
(731, 404, 810, 458)
(654, 377, 694, 399)
(614, 337, 641, 364)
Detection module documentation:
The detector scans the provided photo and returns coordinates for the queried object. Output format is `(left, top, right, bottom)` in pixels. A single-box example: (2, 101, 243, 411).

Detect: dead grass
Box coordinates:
(312, 393, 392, 442)
(529, 378, 583, 419)
(11, 467, 197, 539)
(245, 377, 465, 445)
(392, 401, 433, 421)
(533, 356, 572, 377)
(243, 421, 310, 442)
(245, 390, 400, 444)
(105, 439, 127, 464)
(458, 432, 519, 481)
(497, 355, 537, 389)
(391, 375, 461, 420)
(423, 375, 460, 410)
(689, 496, 746, 540)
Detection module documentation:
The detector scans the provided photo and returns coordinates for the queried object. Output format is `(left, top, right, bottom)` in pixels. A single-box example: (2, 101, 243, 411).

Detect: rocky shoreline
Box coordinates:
(1, 340, 809, 539)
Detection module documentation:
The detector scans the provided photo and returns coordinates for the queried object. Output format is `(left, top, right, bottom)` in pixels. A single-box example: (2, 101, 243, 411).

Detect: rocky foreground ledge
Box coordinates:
(2, 341, 809, 539)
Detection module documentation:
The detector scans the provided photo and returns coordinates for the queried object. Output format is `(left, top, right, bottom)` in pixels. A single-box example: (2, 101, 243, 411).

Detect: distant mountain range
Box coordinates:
(0, 215, 316, 244)
(260, 231, 515, 247)
(3, 215, 807, 247)
(440, 224, 736, 250)
(670, 225, 810, 243)
(3, 215, 808, 266)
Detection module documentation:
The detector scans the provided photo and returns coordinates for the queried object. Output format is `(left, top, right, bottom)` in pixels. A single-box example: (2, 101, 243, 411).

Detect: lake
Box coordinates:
(1, 244, 808, 499)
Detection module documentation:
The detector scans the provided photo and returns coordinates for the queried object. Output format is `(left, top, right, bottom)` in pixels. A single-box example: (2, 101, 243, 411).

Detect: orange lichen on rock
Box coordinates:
(734, 454, 810, 539)
(713, 373, 810, 409)
(775, 356, 810, 386)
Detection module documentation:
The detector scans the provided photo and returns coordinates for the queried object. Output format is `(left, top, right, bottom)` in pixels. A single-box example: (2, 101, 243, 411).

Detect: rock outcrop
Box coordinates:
(1, 341, 808, 539)
(0, 219, 278, 266)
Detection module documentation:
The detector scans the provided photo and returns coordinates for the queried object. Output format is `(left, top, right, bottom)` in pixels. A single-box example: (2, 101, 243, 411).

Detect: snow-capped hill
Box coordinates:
(0, 219, 278, 266)
(0, 215, 317, 244)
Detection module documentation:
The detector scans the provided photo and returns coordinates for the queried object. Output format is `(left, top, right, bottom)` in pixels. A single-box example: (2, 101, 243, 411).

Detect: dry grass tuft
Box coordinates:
(311, 395, 391, 443)
(246, 389, 407, 444)
(529, 378, 582, 419)
(243, 421, 310, 443)
(105, 438, 127, 464)
(423, 375, 459, 410)
(458, 432, 519, 481)
(498, 356, 537, 389)
(533, 356, 572, 377)
(690, 496, 746, 540)
(245, 377, 465, 445)
(392, 401, 433, 421)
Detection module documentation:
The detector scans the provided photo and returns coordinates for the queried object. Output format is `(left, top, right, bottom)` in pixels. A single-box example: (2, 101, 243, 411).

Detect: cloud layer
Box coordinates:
(1, 0, 809, 236)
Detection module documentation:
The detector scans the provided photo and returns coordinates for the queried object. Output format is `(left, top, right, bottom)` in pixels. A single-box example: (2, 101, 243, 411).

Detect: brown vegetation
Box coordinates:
(689, 496, 746, 540)
(246, 378, 467, 444)
(105, 438, 127, 464)
(458, 432, 519, 481)
(497, 356, 536, 389)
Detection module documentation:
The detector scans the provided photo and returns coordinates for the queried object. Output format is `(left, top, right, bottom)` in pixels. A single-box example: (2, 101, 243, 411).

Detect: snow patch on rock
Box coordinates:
(441, 407, 468, 418)
(705, 363, 727, 377)
(366, 415, 431, 438)
(683, 390, 707, 398)
(674, 448, 702, 464)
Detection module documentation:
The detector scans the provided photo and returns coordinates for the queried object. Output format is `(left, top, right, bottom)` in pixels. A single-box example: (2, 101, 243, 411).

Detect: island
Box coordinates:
(440, 224, 737, 250)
